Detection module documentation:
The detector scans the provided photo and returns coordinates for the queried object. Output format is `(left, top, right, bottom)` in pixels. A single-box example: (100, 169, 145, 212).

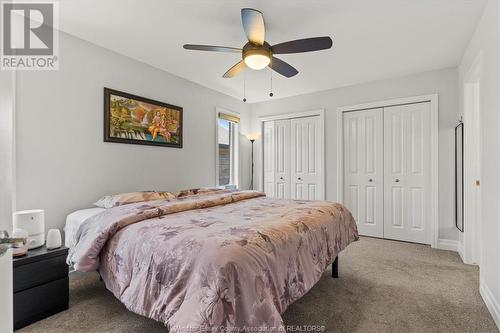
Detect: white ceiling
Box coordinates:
(58, 0, 486, 103)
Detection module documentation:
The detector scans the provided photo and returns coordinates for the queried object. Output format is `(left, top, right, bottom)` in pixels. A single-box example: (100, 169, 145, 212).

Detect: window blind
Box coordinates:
(218, 112, 240, 123)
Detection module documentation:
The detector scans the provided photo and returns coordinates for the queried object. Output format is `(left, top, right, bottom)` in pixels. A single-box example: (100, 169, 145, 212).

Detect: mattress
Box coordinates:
(64, 207, 106, 249)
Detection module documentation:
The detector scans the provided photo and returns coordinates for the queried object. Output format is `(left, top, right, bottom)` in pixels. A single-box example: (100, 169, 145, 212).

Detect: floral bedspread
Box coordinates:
(68, 190, 358, 332)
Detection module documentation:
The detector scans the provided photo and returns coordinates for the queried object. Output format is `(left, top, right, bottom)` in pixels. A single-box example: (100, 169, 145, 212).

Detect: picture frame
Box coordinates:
(104, 87, 183, 148)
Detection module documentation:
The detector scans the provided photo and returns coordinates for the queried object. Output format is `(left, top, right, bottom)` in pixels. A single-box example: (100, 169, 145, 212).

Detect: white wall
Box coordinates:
(459, 1, 500, 329)
(0, 69, 14, 333)
(248, 67, 459, 241)
(14, 31, 250, 231)
(0, 71, 15, 228)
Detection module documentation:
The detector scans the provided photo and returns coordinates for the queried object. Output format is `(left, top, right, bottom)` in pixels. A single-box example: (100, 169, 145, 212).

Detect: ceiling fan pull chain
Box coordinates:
(269, 64, 274, 97)
(243, 72, 247, 102)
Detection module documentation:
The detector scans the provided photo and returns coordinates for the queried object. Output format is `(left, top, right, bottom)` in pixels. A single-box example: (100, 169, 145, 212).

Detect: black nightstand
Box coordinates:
(13, 246, 69, 330)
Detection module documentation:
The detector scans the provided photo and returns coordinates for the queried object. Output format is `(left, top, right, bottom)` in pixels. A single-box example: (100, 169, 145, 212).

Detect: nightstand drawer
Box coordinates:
(14, 277, 69, 330)
(14, 254, 68, 292)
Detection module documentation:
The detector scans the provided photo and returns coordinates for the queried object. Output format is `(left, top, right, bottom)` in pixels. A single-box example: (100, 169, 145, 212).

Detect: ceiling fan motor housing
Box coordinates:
(243, 42, 272, 58)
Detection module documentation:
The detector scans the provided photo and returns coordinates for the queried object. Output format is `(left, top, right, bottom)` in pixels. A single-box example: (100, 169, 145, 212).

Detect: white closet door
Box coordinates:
(274, 119, 291, 199)
(290, 116, 324, 200)
(384, 102, 430, 244)
(263, 121, 275, 197)
(343, 108, 384, 238)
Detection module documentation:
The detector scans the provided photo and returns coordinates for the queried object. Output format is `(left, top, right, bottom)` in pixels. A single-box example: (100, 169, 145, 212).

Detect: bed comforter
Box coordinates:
(68, 190, 358, 332)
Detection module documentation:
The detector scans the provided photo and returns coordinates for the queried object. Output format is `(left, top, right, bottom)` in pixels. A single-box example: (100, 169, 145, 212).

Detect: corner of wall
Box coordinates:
(480, 279, 500, 331)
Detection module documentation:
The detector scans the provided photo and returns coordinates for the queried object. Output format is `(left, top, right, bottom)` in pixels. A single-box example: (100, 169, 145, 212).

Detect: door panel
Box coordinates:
(308, 184, 317, 200)
(365, 186, 376, 224)
(410, 187, 424, 230)
(274, 119, 291, 199)
(391, 186, 403, 227)
(343, 109, 384, 238)
(348, 185, 359, 222)
(290, 116, 323, 200)
(384, 102, 430, 243)
(263, 121, 275, 197)
(294, 183, 303, 199)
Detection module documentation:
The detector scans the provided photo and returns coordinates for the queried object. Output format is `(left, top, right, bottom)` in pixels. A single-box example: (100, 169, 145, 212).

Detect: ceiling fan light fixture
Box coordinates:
(243, 48, 271, 70)
(244, 54, 270, 70)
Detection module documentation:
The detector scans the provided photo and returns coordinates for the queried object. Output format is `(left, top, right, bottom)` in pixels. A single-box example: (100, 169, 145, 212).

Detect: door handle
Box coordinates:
(368, 178, 373, 182)
(395, 179, 400, 183)
(298, 177, 302, 181)
(279, 176, 284, 181)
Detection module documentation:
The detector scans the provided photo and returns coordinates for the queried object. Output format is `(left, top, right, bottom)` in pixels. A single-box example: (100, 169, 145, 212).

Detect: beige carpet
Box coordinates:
(19, 237, 498, 333)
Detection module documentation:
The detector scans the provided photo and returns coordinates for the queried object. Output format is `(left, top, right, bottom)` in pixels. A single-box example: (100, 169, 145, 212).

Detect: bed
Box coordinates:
(67, 189, 358, 332)
(64, 207, 106, 249)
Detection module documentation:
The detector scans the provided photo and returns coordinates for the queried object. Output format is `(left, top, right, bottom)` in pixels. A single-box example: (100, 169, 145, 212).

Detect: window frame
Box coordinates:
(215, 107, 239, 188)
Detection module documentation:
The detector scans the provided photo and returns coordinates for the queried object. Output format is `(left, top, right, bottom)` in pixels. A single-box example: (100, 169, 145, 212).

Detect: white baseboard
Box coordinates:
(480, 279, 500, 331)
(457, 242, 465, 262)
(436, 238, 459, 252)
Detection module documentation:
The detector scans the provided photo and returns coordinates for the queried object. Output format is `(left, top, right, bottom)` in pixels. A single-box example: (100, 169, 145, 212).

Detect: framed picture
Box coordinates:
(104, 88, 183, 148)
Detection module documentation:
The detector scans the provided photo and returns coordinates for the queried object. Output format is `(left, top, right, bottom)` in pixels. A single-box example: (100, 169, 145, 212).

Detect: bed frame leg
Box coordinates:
(332, 256, 339, 278)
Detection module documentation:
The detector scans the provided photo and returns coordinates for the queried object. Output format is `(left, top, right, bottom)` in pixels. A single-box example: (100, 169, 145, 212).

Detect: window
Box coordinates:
(217, 111, 239, 188)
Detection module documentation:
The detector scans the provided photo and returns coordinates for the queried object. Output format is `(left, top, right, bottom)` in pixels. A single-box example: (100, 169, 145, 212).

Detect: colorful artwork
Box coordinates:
(104, 88, 183, 148)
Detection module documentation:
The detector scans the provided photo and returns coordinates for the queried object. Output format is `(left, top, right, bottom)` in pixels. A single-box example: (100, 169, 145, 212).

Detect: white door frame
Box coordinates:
(460, 52, 482, 265)
(336, 94, 439, 248)
(259, 109, 325, 199)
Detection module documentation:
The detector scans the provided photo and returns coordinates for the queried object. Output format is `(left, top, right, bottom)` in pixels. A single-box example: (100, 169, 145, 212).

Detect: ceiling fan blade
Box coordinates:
(241, 8, 265, 45)
(271, 37, 333, 54)
(223, 60, 246, 78)
(269, 57, 298, 78)
(183, 44, 242, 53)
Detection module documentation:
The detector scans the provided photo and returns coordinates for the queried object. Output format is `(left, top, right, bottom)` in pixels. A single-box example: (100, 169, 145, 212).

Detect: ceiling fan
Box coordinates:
(183, 8, 333, 78)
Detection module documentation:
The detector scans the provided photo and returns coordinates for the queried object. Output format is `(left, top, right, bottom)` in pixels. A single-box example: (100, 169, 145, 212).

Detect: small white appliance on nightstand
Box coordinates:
(13, 210, 45, 249)
(46, 229, 62, 250)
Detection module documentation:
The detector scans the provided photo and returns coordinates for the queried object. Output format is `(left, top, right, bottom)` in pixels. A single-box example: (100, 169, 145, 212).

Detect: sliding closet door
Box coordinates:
(274, 119, 291, 199)
(343, 109, 384, 238)
(290, 116, 324, 200)
(383, 102, 430, 244)
(263, 121, 275, 197)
